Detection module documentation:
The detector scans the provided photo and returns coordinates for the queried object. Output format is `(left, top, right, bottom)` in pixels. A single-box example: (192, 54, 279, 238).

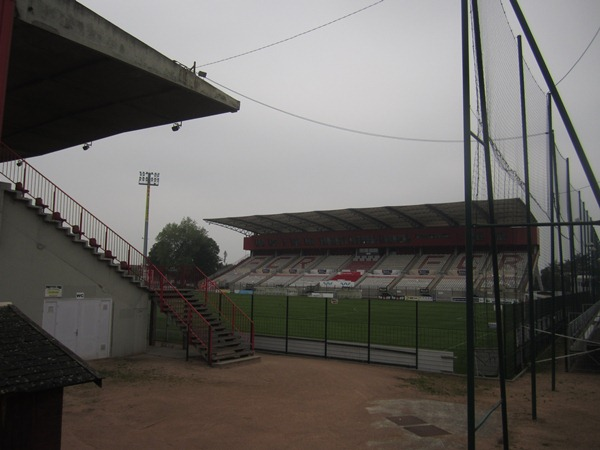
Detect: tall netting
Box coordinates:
(472, 0, 595, 287)
(466, 1, 600, 446)
(473, 1, 549, 267)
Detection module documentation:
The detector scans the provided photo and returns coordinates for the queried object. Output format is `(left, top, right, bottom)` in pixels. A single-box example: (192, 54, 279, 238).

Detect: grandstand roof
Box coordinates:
(205, 198, 534, 236)
(2, 0, 239, 159)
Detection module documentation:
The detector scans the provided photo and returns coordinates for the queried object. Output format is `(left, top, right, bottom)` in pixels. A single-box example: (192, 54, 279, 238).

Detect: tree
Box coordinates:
(149, 217, 221, 276)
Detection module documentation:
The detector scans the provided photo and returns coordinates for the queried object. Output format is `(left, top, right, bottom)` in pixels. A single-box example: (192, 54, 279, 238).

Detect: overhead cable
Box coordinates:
(207, 77, 462, 143)
(209, 77, 551, 144)
(199, 0, 385, 67)
(556, 24, 600, 86)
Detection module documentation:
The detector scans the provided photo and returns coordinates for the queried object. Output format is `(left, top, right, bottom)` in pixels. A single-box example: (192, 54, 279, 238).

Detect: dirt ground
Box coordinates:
(61, 347, 600, 450)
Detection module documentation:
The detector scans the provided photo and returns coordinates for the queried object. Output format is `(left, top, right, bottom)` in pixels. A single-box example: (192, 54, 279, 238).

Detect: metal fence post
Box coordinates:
(416, 300, 419, 370)
(324, 296, 328, 358)
(367, 297, 371, 363)
(285, 295, 289, 353)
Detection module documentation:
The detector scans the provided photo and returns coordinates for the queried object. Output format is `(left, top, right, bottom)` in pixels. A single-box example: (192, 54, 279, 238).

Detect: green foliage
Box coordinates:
(149, 217, 221, 274)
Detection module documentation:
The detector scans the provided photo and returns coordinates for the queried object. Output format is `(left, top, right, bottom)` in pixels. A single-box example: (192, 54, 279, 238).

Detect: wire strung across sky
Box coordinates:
(206, 77, 463, 143)
(208, 77, 551, 144)
(198, 0, 385, 67)
(200, 1, 595, 145)
(556, 23, 600, 86)
(195, 0, 462, 144)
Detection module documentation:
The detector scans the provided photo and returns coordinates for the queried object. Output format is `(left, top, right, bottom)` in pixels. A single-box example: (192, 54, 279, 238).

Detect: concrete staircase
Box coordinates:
(152, 289, 257, 366)
(7, 185, 144, 283)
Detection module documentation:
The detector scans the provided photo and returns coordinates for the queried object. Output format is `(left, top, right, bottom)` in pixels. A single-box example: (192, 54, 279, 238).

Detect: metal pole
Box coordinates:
(139, 171, 160, 257)
(462, 1, 476, 448)
(548, 93, 557, 391)
(472, 0, 509, 445)
(585, 209, 591, 296)
(367, 297, 371, 363)
(415, 299, 419, 370)
(324, 296, 328, 358)
(565, 159, 574, 371)
(549, 95, 568, 387)
(518, 35, 537, 421)
(143, 181, 151, 256)
(285, 295, 289, 354)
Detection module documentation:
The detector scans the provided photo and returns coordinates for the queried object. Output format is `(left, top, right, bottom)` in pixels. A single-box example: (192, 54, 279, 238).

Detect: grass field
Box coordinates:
(153, 293, 511, 373)
(229, 294, 499, 346)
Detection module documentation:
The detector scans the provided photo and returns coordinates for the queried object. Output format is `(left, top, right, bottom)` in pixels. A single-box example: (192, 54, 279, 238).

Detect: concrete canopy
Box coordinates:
(2, 0, 239, 159)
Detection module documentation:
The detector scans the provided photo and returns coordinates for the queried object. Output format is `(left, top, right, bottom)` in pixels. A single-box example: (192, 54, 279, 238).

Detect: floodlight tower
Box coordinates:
(138, 171, 160, 256)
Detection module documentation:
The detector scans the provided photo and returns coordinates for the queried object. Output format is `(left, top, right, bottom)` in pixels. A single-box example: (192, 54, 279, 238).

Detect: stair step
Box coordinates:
(213, 347, 253, 358)
(149, 282, 255, 366)
(214, 338, 240, 347)
(212, 354, 261, 368)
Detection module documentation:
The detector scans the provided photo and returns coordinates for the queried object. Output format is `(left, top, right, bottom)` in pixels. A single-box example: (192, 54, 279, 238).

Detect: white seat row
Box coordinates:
(358, 275, 396, 288)
(375, 254, 415, 272)
(409, 254, 451, 276)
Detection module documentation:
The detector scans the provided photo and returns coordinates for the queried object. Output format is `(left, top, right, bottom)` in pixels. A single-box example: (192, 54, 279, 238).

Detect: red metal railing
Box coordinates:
(196, 266, 255, 352)
(152, 275, 215, 364)
(1, 142, 148, 278)
(0, 142, 215, 362)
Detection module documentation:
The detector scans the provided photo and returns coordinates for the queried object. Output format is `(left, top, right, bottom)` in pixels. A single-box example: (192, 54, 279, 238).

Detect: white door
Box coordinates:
(42, 299, 112, 359)
(52, 300, 79, 352)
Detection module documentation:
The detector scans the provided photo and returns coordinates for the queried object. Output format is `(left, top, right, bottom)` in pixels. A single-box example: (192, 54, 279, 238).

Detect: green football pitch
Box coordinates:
(227, 293, 499, 346)
(155, 293, 507, 373)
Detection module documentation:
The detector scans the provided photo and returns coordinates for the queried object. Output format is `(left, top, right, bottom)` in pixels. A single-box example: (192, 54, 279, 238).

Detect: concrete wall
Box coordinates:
(0, 183, 149, 358)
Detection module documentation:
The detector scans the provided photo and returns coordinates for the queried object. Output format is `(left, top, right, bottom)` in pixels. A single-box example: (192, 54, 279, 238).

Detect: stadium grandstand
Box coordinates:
(206, 197, 537, 302)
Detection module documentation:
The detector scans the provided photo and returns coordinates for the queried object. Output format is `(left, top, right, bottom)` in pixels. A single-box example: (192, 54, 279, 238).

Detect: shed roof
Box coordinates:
(0, 303, 102, 394)
(205, 198, 534, 236)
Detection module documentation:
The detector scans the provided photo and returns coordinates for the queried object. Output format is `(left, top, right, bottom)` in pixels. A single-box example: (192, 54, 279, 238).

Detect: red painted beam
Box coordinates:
(0, 0, 15, 138)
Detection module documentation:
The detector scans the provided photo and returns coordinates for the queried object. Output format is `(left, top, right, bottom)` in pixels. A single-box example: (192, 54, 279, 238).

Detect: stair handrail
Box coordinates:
(195, 266, 255, 351)
(0, 142, 150, 283)
(151, 268, 215, 364)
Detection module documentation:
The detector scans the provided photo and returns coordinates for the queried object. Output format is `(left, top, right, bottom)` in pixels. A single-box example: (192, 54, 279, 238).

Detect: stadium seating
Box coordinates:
(478, 252, 529, 292)
(357, 275, 397, 289)
(375, 253, 415, 272)
(288, 274, 330, 288)
(215, 248, 531, 301)
(234, 273, 272, 288)
(213, 255, 274, 286)
(286, 255, 323, 273)
(395, 276, 435, 289)
(408, 253, 452, 276)
(355, 253, 413, 294)
(330, 271, 362, 282)
(262, 254, 297, 271)
(263, 274, 301, 287)
(341, 255, 380, 272)
(432, 252, 489, 300)
(310, 254, 352, 273)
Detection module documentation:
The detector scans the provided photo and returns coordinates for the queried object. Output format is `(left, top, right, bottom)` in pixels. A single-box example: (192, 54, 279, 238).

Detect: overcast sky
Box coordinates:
(29, 0, 600, 264)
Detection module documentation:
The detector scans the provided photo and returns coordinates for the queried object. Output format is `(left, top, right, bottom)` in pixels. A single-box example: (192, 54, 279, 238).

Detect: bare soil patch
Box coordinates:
(61, 349, 599, 449)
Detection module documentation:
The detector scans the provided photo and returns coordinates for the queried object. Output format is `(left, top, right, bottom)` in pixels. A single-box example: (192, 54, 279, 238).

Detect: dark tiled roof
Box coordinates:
(0, 303, 102, 394)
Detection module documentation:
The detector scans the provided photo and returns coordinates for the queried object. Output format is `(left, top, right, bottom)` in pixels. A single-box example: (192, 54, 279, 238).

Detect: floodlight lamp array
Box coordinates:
(138, 171, 160, 186)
